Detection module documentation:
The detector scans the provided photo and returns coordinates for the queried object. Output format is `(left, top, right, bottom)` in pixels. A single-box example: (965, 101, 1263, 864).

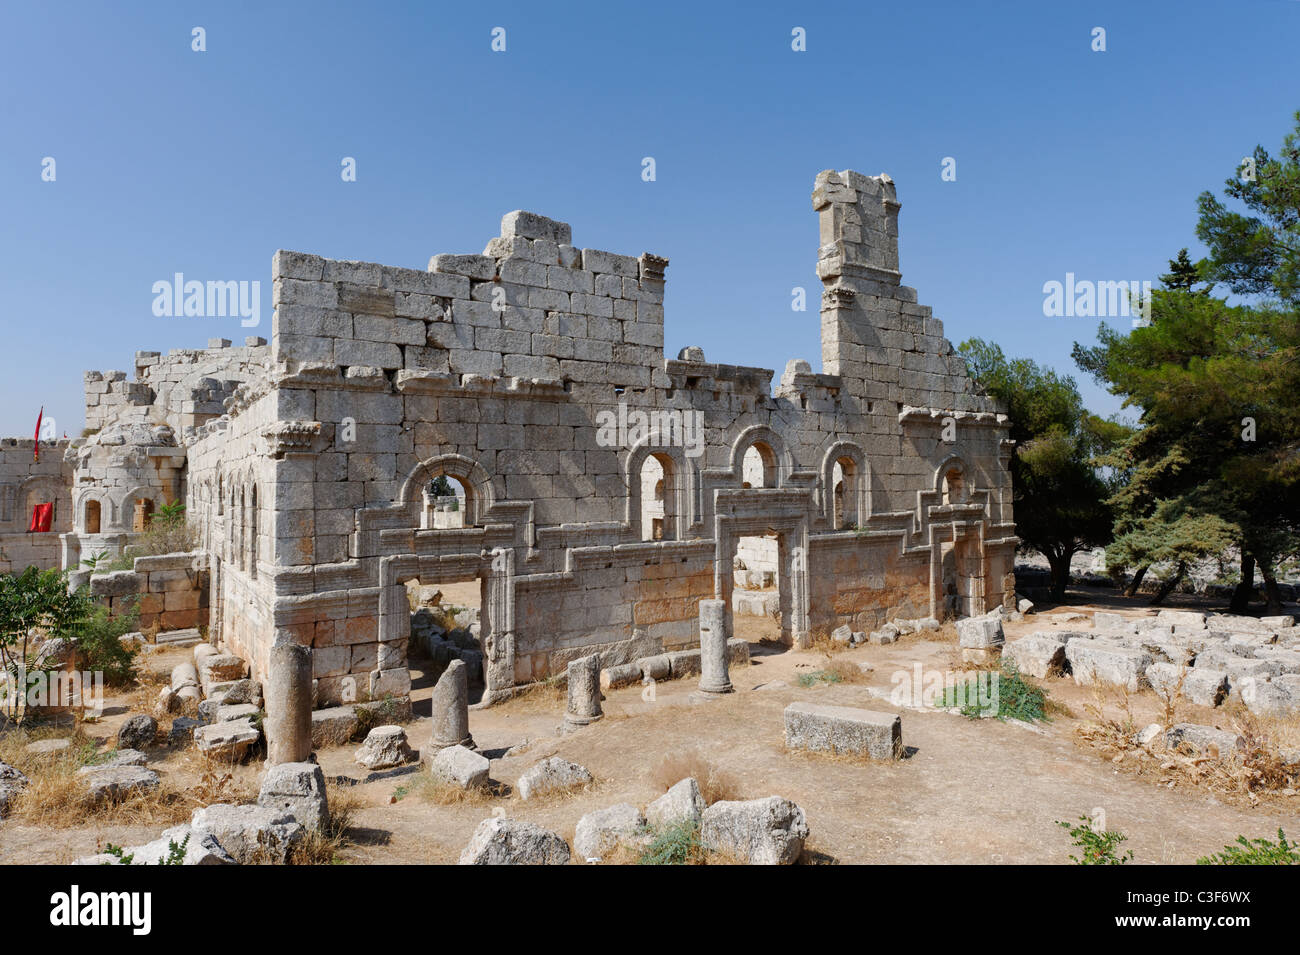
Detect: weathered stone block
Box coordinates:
(1003, 632, 1067, 678)
(574, 803, 646, 862)
(428, 744, 490, 790)
(1145, 662, 1228, 708)
(700, 796, 808, 865)
(783, 702, 902, 759)
(458, 816, 570, 865)
(1065, 639, 1151, 691)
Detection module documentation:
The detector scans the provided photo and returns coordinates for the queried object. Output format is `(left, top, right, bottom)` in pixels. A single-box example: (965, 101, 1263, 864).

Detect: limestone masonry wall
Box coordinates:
(0, 438, 74, 573)
(2, 169, 1018, 710)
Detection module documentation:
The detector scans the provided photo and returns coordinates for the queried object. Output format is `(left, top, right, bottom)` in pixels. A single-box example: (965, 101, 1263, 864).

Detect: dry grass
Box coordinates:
(494, 677, 566, 715)
(807, 630, 851, 658)
(1076, 681, 1139, 752)
(0, 727, 259, 828)
(931, 620, 961, 645)
(392, 773, 501, 806)
(1074, 684, 1300, 806)
(121, 668, 170, 719)
(290, 782, 368, 865)
(822, 657, 871, 685)
(1153, 666, 1188, 726)
(649, 749, 742, 804)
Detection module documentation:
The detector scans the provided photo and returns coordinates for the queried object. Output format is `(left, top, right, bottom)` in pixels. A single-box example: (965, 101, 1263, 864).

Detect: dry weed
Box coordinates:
(494, 677, 566, 715)
(392, 773, 500, 806)
(291, 782, 368, 865)
(1075, 684, 1300, 806)
(649, 749, 742, 803)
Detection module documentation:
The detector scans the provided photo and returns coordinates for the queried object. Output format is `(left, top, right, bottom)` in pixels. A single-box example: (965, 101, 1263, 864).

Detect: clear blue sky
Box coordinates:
(2, 0, 1297, 438)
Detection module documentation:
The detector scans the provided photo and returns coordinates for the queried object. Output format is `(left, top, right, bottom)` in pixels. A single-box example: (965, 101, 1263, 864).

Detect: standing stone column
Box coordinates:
(698, 599, 733, 694)
(430, 658, 474, 750)
(266, 644, 313, 765)
(564, 654, 603, 727)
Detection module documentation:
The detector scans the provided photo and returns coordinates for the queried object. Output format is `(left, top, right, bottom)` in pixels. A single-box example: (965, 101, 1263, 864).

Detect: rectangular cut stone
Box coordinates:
(956, 614, 1004, 648)
(783, 702, 902, 759)
(1145, 662, 1228, 707)
(1065, 638, 1152, 691)
(1002, 632, 1067, 678)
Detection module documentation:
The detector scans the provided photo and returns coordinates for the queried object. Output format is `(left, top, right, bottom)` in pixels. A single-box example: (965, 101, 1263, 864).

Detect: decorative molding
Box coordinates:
(262, 420, 322, 458)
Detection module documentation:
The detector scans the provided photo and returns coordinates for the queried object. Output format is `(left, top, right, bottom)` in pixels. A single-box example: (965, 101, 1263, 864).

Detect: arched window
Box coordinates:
(942, 467, 964, 505)
(422, 474, 468, 529)
(832, 456, 860, 529)
(84, 499, 102, 534)
(639, 453, 676, 541)
(742, 442, 778, 489)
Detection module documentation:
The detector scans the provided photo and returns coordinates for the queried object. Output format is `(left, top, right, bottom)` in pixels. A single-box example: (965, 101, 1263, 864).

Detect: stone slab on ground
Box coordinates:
(783, 701, 902, 759)
(311, 705, 359, 747)
(76, 765, 159, 804)
(193, 718, 259, 761)
(427, 744, 490, 790)
(1145, 662, 1229, 708)
(188, 804, 304, 864)
(258, 761, 330, 834)
(573, 803, 647, 861)
(1002, 632, 1068, 678)
(645, 777, 706, 829)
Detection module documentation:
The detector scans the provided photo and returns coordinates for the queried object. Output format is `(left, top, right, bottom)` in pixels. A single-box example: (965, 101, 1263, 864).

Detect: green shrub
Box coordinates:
(1057, 815, 1133, 865)
(1, 566, 95, 721)
(637, 819, 705, 865)
(796, 669, 843, 688)
(1197, 829, 1300, 865)
(935, 661, 1048, 722)
(103, 844, 135, 865)
(115, 502, 198, 564)
(162, 834, 189, 865)
(74, 601, 140, 686)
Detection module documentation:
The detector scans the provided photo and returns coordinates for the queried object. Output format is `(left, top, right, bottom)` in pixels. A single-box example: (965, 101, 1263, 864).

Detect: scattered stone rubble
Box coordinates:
(1002, 609, 1300, 716)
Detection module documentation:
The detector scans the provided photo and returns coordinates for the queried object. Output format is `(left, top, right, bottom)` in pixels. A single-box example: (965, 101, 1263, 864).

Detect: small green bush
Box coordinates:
(1197, 829, 1300, 865)
(1057, 815, 1132, 865)
(74, 601, 140, 686)
(796, 669, 843, 688)
(637, 819, 704, 865)
(935, 661, 1047, 722)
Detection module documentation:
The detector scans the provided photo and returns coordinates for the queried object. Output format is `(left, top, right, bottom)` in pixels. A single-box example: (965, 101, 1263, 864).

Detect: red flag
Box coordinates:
(33, 407, 42, 463)
(28, 503, 53, 533)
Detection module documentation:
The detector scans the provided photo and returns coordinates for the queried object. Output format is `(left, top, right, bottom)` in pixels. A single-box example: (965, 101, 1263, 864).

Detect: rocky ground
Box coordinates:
(0, 584, 1296, 865)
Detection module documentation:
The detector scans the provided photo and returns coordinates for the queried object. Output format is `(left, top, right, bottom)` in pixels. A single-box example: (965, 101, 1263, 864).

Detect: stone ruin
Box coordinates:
(2, 168, 1019, 713)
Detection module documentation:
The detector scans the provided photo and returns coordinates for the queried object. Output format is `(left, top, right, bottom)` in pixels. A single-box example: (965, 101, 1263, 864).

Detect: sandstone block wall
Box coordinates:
(2, 169, 1017, 707)
(172, 172, 1016, 703)
(0, 438, 74, 573)
(88, 552, 209, 632)
(84, 339, 270, 434)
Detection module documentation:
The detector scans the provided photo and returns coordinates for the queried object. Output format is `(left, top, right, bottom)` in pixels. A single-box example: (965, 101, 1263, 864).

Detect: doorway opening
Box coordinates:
(405, 572, 487, 708)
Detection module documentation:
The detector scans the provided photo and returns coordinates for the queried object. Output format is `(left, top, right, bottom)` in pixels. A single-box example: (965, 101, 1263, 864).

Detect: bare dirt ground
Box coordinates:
(1, 584, 1296, 865)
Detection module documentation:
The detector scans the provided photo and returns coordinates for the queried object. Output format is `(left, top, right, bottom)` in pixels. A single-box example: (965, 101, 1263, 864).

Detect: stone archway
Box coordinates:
(398, 453, 495, 528)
